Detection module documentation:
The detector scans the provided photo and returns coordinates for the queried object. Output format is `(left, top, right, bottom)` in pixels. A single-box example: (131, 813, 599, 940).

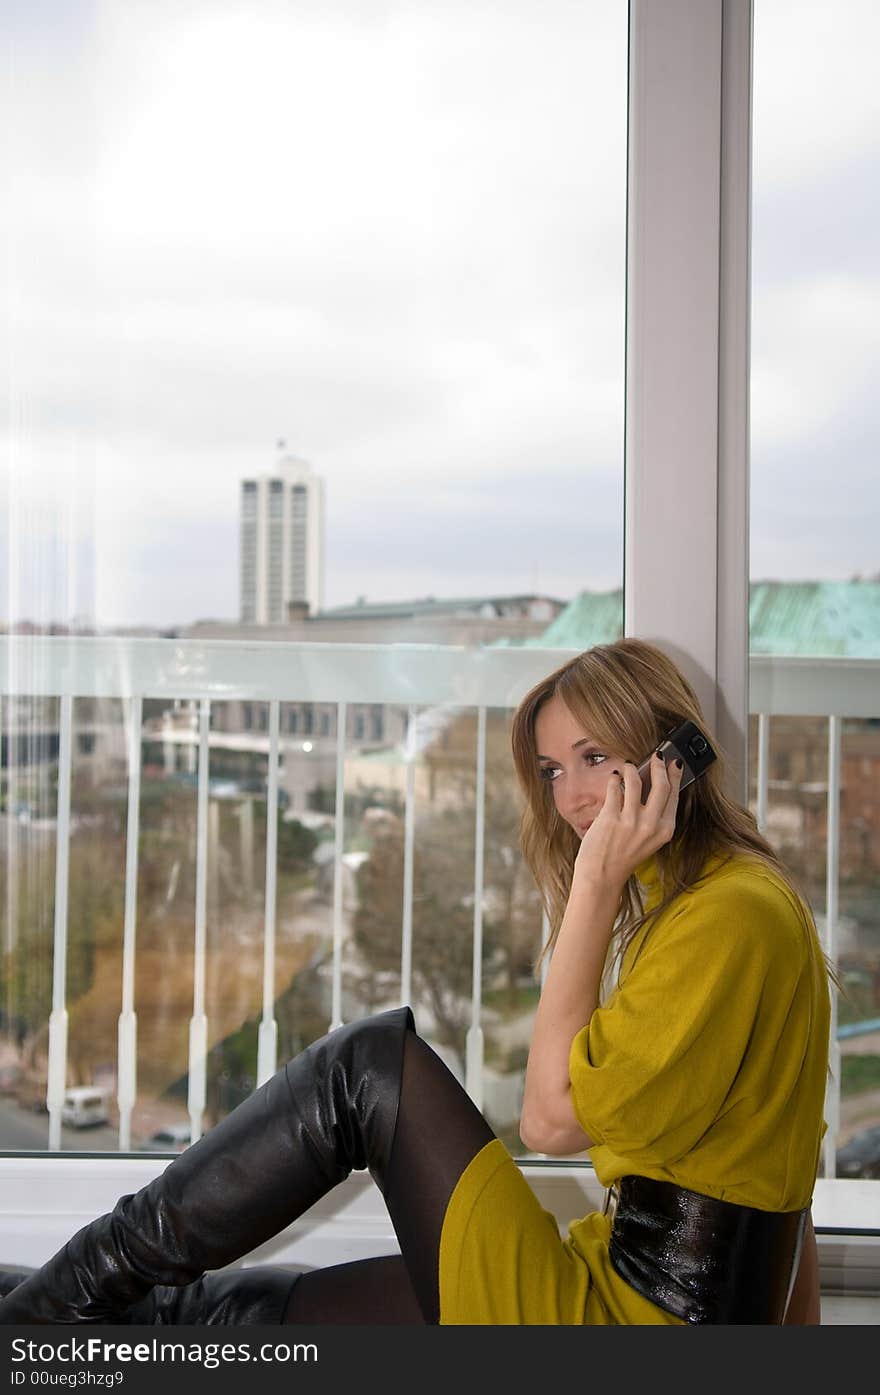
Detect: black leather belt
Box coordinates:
(606, 1175, 809, 1324)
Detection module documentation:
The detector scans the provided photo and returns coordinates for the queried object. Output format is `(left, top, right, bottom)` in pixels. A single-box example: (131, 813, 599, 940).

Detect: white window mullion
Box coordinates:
(625, 0, 753, 786)
(716, 0, 754, 801)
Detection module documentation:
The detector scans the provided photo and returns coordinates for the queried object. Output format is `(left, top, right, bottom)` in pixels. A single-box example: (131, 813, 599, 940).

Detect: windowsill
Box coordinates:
(0, 1154, 877, 1292)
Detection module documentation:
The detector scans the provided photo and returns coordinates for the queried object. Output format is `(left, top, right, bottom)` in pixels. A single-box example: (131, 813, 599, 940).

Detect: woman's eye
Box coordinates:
(539, 752, 605, 780)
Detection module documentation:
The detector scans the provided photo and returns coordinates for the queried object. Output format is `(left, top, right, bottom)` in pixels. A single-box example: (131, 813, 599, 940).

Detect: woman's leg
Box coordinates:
(0, 1272, 33, 1299)
(2, 1257, 422, 1326)
(126, 1035, 491, 1325)
(284, 1256, 424, 1324)
(783, 1213, 821, 1325)
(123, 1267, 301, 1324)
(380, 1028, 494, 1321)
(284, 1031, 495, 1324)
(0, 1009, 493, 1325)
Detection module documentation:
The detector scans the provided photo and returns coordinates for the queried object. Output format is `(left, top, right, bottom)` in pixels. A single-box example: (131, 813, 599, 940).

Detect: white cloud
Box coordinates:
(2, 0, 629, 627)
(751, 274, 880, 447)
(1, 0, 878, 627)
(753, 0, 880, 185)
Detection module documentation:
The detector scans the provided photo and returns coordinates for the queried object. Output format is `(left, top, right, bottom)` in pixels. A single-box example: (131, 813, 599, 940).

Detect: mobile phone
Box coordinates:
(636, 719, 716, 804)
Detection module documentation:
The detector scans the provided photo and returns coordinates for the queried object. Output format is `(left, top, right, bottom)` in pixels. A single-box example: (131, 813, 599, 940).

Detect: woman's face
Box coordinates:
(533, 693, 628, 838)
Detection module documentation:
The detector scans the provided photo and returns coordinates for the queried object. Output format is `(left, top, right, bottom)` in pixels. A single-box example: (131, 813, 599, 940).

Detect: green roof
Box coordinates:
(497, 581, 880, 657)
(748, 582, 880, 657)
(525, 589, 624, 649)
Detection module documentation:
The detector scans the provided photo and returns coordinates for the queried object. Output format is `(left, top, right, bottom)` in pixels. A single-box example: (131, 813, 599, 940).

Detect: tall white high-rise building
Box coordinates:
(240, 451, 325, 623)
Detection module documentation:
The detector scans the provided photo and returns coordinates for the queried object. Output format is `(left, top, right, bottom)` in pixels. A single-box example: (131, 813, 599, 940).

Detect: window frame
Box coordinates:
(1, 0, 876, 1291)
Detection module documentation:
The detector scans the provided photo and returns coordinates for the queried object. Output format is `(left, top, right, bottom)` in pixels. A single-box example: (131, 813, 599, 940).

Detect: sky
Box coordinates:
(1, 0, 878, 631)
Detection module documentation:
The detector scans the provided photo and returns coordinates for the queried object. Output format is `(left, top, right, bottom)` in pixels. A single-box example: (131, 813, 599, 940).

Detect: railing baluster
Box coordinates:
(756, 712, 770, 833)
(529, 908, 554, 1159)
(257, 700, 280, 1085)
(186, 700, 198, 774)
(465, 706, 487, 1108)
(823, 714, 842, 1179)
(3, 694, 20, 1035)
(0, 641, 874, 1204)
(117, 696, 142, 1152)
(400, 706, 418, 1012)
(188, 699, 211, 1144)
(330, 701, 347, 1031)
(47, 695, 73, 1151)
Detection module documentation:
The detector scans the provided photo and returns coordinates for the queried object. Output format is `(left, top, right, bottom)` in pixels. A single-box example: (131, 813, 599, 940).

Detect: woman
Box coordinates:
(0, 639, 831, 1325)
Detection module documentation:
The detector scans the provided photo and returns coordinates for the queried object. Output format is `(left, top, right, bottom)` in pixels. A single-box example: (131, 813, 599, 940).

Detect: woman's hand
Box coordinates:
(572, 751, 684, 894)
(521, 748, 684, 1155)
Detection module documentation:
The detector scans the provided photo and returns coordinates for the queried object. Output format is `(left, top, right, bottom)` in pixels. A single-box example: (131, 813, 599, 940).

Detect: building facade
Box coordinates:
(240, 453, 325, 623)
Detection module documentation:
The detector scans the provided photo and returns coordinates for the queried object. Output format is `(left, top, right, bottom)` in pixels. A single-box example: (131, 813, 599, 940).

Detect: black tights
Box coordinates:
(284, 1028, 495, 1324)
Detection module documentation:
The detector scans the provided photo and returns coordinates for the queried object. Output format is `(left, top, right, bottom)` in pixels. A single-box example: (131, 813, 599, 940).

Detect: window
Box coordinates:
(1, 0, 624, 1161)
(1, 5, 876, 1302)
(750, 0, 880, 1178)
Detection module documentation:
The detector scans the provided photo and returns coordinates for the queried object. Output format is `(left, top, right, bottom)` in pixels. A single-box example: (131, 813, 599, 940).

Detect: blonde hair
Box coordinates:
(510, 638, 821, 977)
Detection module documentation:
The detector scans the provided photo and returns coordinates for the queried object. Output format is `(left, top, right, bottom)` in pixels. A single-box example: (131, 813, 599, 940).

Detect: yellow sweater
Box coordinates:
(438, 853, 831, 1325)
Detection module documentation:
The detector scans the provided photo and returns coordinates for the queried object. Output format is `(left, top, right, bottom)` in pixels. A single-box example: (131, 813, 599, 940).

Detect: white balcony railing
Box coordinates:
(1, 637, 878, 1280)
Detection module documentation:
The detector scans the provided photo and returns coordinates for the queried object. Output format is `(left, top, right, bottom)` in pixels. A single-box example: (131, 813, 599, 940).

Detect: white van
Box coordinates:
(61, 1086, 110, 1129)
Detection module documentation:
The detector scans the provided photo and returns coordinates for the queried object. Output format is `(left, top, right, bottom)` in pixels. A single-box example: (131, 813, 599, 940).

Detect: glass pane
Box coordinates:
(2, 0, 626, 639)
(751, 0, 880, 1178)
(1, 1, 627, 1153)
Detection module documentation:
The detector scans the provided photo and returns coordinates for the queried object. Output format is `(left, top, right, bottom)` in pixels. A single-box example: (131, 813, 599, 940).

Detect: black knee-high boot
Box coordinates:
(123, 1267, 302, 1324)
(0, 1007, 413, 1324)
(1, 1267, 300, 1324)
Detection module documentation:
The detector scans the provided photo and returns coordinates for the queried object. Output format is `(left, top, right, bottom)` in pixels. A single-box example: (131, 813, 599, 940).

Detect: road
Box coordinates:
(0, 1095, 126, 1152)
(2, 1081, 878, 1158)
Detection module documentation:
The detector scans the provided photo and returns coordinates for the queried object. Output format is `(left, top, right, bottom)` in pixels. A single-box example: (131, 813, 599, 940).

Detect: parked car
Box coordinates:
(836, 1124, 880, 1179)
(141, 1122, 191, 1153)
(0, 1064, 23, 1096)
(61, 1086, 110, 1129)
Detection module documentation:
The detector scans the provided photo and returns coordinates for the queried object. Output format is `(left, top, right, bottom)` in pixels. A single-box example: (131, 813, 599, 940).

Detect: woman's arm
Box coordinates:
(519, 756, 682, 1156)
(519, 875, 620, 1154)
(783, 1213, 821, 1325)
